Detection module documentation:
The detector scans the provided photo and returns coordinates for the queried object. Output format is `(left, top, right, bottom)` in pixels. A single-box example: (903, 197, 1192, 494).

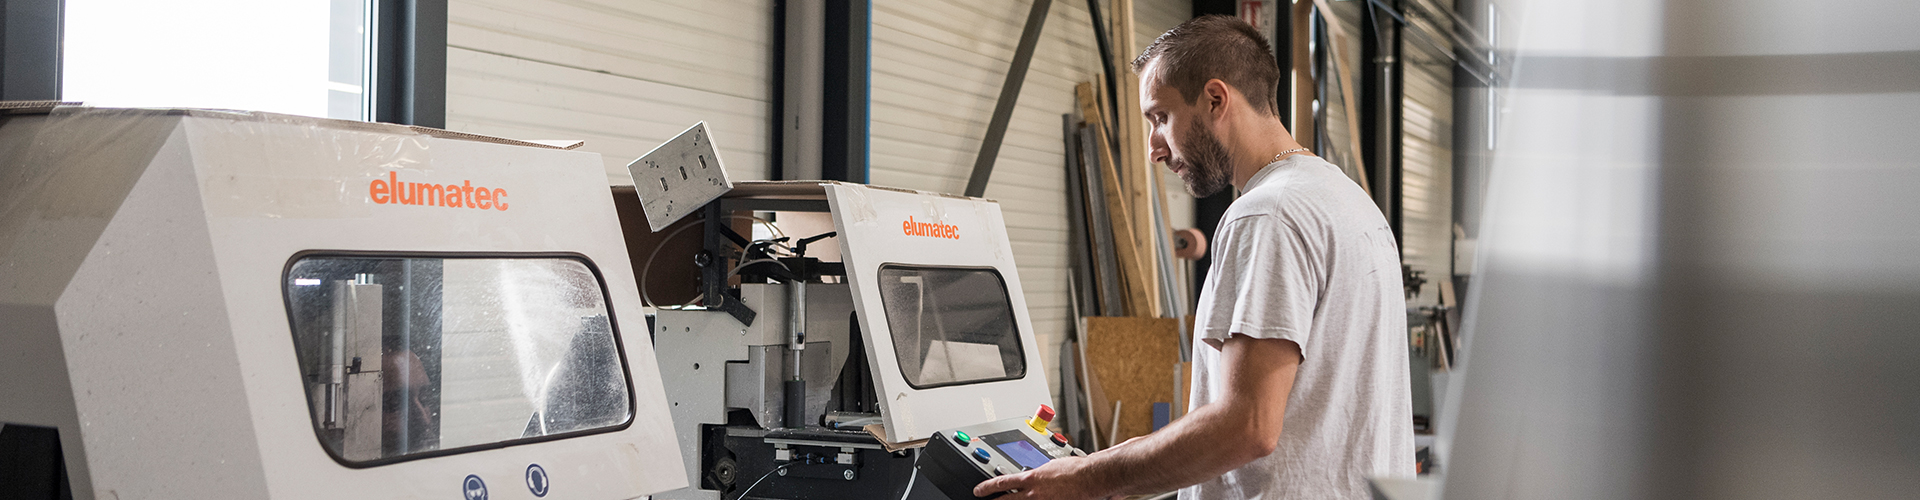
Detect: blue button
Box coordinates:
(972, 448, 992, 463)
(525, 464, 549, 497)
(462, 474, 488, 500)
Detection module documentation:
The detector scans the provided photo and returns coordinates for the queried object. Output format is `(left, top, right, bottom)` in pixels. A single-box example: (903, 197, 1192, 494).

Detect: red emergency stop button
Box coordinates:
(1027, 404, 1055, 433)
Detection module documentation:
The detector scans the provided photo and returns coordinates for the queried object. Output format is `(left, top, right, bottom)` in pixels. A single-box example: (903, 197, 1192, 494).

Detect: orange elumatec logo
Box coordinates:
(902, 216, 958, 240)
(369, 171, 509, 211)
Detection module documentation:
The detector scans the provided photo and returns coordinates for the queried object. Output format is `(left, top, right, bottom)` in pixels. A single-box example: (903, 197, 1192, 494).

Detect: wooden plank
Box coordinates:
(1149, 155, 1185, 319)
(1110, 0, 1165, 318)
(1082, 316, 1181, 444)
(1063, 116, 1099, 317)
(1078, 125, 1124, 316)
(1090, 76, 1157, 318)
(1167, 361, 1182, 419)
(1290, 0, 1317, 152)
(1077, 83, 1152, 317)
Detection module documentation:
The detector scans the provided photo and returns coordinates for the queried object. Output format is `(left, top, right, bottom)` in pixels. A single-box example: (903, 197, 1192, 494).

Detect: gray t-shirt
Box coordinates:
(1179, 155, 1415, 500)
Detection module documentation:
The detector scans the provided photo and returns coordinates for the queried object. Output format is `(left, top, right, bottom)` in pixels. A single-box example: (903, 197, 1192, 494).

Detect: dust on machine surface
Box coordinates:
(626, 124, 1066, 500)
(0, 106, 686, 499)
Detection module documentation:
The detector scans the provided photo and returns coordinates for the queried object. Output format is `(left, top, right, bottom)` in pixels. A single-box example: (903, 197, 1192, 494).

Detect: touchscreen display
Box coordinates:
(993, 439, 1052, 469)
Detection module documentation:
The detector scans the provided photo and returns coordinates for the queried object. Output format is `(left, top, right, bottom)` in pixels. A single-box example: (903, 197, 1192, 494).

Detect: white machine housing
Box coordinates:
(825, 183, 1052, 443)
(0, 107, 686, 498)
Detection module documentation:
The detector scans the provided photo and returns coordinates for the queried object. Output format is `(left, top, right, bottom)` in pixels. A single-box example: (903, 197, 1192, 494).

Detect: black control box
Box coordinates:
(917, 415, 1084, 499)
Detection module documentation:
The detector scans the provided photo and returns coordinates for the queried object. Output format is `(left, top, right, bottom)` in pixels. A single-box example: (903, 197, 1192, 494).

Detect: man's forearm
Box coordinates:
(1078, 401, 1275, 496)
(973, 336, 1297, 499)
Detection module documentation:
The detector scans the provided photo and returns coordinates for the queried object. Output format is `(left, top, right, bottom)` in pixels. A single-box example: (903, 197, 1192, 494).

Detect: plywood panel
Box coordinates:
(1082, 316, 1180, 444)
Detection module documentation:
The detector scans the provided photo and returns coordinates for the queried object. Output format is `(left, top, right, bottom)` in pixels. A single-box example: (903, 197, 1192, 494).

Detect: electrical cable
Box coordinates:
(640, 215, 786, 309)
(733, 450, 839, 500)
(728, 258, 791, 279)
(663, 254, 788, 311)
(732, 462, 792, 500)
(897, 450, 922, 500)
(640, 221, 707, 309)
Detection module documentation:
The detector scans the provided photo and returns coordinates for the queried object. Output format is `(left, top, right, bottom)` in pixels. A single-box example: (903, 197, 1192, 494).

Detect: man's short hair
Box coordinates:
(1132, 15, 1281, 116)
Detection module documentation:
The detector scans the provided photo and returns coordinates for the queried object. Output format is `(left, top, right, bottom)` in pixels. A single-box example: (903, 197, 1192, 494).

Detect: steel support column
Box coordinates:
(370, 0, 446, 128)
(0, 0, 61, 101)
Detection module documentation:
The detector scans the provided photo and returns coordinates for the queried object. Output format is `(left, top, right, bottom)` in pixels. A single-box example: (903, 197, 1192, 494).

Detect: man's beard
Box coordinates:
(1169, 121, 1234, 197)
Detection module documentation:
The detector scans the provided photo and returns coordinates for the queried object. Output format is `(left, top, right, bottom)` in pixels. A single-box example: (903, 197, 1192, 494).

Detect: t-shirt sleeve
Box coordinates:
(1196, 214, 1322, 352)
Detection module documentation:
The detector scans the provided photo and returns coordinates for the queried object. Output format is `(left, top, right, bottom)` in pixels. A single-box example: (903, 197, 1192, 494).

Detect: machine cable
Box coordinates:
(732, 451, 834, 499)
(641, 215, 787, 309)
(733, 462, 792, 500)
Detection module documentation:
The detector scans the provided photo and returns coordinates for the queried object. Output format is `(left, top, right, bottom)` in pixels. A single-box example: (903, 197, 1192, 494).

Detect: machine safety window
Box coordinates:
(876, 265, 1026, 389)
(283, 255, 632, 465)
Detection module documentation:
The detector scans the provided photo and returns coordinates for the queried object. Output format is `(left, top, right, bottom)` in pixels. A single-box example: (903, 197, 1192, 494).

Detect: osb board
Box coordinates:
(1083, 316, 1181, 444)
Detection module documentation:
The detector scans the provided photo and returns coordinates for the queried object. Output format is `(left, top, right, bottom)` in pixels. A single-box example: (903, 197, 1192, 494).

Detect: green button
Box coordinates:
(952, 431, 972, 446)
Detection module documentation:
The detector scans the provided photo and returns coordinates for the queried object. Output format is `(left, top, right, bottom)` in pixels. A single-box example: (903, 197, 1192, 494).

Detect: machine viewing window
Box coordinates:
(283, 254, 632, 465)
(876, 265, 1026, 389)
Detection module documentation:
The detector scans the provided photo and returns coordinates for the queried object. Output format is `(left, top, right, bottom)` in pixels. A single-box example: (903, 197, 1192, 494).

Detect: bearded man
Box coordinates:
(974, 15, 1414, 500)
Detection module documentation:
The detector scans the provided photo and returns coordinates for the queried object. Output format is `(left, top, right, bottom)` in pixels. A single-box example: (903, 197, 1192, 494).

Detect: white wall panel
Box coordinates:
(446, 0, 776, 185)
(1132, 0, 1186, 55)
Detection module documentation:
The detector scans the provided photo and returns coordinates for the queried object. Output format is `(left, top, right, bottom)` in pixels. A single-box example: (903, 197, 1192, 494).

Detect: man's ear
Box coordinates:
(1204, 79, 1233, 119)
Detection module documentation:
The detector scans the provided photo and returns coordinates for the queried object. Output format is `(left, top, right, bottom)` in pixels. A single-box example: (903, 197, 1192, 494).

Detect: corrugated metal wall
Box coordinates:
(445, 0, 777, 186)
(444, 0, 1189, 403)
(1400, 18, 1454, 308)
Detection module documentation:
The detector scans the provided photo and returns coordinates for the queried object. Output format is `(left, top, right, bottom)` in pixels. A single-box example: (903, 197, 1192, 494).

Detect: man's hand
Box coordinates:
(972, 456, 1116, 500)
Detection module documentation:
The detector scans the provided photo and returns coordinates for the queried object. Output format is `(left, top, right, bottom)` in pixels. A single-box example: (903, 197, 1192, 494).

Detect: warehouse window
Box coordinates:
(876, 265, 1026, 389)
(62, 0, 371, 120)
(283, 254, 633, 466)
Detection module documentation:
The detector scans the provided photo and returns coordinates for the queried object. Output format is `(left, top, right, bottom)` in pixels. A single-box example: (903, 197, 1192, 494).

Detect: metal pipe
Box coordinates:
(788, 279, 807, 379)
(785, 278, 809, 428)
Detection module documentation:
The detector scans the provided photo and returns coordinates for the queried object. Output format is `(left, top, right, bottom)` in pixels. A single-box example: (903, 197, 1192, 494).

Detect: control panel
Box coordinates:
(918, 405, 1085, 499)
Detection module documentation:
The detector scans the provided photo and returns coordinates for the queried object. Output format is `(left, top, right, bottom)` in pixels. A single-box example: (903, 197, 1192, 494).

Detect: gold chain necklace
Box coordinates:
(1272, 148, 1311, 163)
